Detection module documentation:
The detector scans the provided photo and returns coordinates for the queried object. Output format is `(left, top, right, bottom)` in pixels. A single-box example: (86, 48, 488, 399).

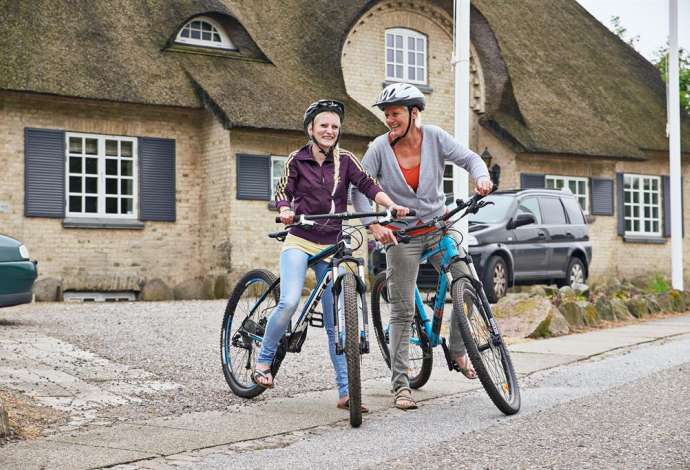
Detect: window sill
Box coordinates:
(623, 235, 666, 244)
(382, 80, 433, 94)
(63, 217, 145, 229)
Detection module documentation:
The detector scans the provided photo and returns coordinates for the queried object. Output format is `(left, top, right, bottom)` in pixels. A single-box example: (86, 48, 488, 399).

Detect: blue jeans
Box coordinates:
(256, 248, 349, 398)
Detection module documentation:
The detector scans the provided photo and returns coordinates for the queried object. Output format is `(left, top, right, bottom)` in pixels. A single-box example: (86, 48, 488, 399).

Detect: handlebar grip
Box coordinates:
(268, 230, 288, 239)
(396, 234, 412, 244)
(275, 216, 281, 223)
(391, 208, 416, 218)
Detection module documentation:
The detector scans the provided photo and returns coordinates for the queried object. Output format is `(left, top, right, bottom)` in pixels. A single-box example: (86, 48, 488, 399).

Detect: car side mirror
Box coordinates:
(508, 213, 535, 229)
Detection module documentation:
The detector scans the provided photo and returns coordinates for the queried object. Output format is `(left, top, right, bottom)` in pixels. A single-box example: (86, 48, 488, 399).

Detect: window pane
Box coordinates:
(213, 33, 221, 42)
(121, 141, 132, 157)
(652, 207, 659, 218)
(644, 206, 650, 218)
(386, 64, 394, 77)
(386, 33, 393, 47)
(85, 157, 98, 174)
(106, 178, 118, 195)
(652, 221, 659, 232)
(625, 220, 631, 231)
(201, 22, 212, 32)
(69, 176, 81, 192)
(652, 193, 658, 205)
(417, 52, 423, 64)
(644, 221, 650, 232)
(625, 205, 631, 217)
(191, 21, 200, 29)
(444, 165, 453, 178)
(443, 180, 453, 194)
(85, 197, 97, 213)
(545, 179, 555, 189)
(85, 138, 98, 155)
(69, 157, 82, 173)
(633, 220, 640, 231)
(396, 50, 402, 62)
(121, 160, 133, 176)
(408, 52, 415, 65)
(644, 193, 650, 204)
(539, 197, 567, 224)
(181, 29, 190, 38)
(408, 37, 415, 50)
(106, 197, 118, 214)
(651, 179, 659, 191)
(632, 178, 639, 190)
(106, 140, 118, 156)
(121, 179, 133, 195)
(85, 177, 98, 194)
(396, 35, 402, 48)
(632, 192, 639, 203)
(121, 198, 133, 215)
(408, 67, 415, 80)
(69, 138, 82, 154)
(417, 67, 424, 79)
(106, 159, 118, 175)
(202, 31, 212, 41)
(69, 196, 82, 212)
(191, 29, 201, 39)
(396, 65, 403, 78)
(624, 191, 631, 203)
(568, 181, 577, 193)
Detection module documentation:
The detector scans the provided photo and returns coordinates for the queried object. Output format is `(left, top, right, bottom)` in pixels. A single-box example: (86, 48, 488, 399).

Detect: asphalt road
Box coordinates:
(113, 333, 690, 470)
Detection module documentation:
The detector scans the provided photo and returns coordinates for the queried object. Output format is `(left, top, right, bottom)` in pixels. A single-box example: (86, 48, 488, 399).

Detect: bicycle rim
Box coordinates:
(453, 279, 520, 415)
(220, 269, 278, 398)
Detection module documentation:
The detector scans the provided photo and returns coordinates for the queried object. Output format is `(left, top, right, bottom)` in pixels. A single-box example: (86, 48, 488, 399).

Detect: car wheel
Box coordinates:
(483, 256, 508, 303)
(565, 258, 586, 287)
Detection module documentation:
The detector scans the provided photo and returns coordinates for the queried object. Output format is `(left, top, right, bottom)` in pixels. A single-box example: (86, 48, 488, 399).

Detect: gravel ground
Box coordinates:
(0, 300, 398, 426)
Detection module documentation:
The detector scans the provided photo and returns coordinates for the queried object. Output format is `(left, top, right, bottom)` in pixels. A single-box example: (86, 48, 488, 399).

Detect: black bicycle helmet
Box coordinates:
(303, 99, 345, 134)
(373, 83, 426, 111)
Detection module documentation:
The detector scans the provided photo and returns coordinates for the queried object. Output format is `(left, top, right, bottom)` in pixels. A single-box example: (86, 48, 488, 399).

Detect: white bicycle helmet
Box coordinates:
(373, 83, 426, 111)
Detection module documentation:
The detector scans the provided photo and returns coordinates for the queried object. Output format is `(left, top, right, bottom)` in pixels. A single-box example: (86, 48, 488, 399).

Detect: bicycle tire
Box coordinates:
(453, 278, 520, 415)
(220, 269, 281, 398)
(370, 272, 433, 390)
(341, 273, 362, 427)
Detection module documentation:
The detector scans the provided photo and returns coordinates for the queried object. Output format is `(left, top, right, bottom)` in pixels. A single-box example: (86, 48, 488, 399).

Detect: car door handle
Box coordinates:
(566, 232, 574, 238)
(537, 232, 546, 239)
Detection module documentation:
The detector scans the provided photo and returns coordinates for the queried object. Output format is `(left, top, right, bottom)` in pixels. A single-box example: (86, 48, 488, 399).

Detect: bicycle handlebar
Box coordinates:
(274, 208, 415, 224)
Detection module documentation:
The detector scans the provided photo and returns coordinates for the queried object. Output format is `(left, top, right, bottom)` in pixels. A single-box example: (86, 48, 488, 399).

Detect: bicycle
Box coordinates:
(370, 192, 521, 415)
(220, 209, 409, 427)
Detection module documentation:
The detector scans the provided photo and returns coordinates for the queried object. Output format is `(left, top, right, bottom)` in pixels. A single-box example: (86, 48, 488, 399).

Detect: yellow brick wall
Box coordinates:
(0, 91, 207, 290)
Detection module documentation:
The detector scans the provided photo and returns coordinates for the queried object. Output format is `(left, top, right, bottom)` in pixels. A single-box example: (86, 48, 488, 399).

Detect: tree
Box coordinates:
(609, 15, 640, 50)
(654, 46, 690, 113)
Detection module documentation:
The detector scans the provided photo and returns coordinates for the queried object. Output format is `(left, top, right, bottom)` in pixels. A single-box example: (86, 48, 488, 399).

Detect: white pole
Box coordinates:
(668, 0, 683, 290)
(453, 0, 471, 245)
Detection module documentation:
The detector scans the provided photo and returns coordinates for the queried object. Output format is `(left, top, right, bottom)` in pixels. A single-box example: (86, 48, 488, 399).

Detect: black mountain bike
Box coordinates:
(220, 209, 408, 427)
(371, 193, 521, 415)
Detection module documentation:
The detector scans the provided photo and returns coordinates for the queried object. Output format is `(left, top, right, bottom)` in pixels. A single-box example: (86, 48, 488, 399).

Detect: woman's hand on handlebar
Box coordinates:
(278, 208, 294, 225)
(475, 177, 494, 196)
(389, 204, 411, 219)
(370, 223, 398, 246)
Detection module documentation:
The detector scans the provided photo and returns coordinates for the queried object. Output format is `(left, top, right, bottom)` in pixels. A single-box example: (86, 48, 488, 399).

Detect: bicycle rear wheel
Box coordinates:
(220, 269, 280, 398)
(452, 278, 520, 415)
(371, 272, 433, 390)
(341, 273, 362, 427)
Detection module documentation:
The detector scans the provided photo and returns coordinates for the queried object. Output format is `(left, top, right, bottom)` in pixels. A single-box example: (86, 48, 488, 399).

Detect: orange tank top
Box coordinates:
(398, 161, 421, 192)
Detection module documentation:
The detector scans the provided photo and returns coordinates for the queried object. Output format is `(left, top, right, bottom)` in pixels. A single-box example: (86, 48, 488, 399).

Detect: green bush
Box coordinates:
(647, 273, 671, 294)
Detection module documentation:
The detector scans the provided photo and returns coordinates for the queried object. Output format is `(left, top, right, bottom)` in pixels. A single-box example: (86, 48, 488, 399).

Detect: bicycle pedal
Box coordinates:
(309, 311, 324, 328)
(287, 328, 308, 353)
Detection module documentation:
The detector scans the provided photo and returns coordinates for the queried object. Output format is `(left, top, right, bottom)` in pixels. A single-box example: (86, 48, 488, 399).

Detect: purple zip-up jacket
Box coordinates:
(275, 144, 382, 244)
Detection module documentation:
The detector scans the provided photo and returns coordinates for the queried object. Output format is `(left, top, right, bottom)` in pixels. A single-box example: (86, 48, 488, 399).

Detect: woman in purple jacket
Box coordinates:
(253, 100, 408, 412)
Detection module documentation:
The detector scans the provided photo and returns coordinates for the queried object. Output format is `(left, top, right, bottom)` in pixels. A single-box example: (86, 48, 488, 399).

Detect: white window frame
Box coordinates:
(545, 175, 590, 214)
(271, 155, 288, 199)
(443, 163, 454, 197)
(65, 132, 138, 219)
(623, 174, 662, 236)
(385, 28, 427, 85)
(175, 16, 235, 50)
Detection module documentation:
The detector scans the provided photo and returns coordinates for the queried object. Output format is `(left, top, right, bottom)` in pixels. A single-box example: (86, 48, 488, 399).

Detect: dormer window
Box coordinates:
(176, 16, 235, 50)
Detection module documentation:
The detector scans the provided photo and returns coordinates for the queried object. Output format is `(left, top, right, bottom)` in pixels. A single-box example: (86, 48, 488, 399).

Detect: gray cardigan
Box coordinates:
(352, 125, 490, 225)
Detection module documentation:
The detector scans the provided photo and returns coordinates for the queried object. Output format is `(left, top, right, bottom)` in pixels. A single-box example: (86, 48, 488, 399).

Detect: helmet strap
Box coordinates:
(390, 107, 414, 147)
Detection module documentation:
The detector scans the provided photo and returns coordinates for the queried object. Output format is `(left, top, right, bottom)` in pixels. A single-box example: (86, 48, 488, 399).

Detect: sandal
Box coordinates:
(394, 388, 418, 410)
(453, 354, 478, 380)
(251, 368, 274, 389)
(336, 398, 370, 413)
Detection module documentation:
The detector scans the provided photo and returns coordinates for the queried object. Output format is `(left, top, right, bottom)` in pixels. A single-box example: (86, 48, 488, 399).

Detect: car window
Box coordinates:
(516, 197, 542, 224)
(469, 195, 514, 224)
(539, 197, 567, 225)
(561, 197, 585, 224)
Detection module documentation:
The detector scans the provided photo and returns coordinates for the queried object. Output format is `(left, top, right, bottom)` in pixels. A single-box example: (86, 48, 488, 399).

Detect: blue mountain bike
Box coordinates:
(370, 193, 521, 415)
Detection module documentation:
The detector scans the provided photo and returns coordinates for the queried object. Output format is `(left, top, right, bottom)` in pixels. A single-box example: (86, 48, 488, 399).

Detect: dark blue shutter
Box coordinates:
(590, 178, 614, 216)
(663, 175, 671, 237)
(236, 154, 271, 200)
(24, 128, 65, 218)
(139, 137, 176, 221)
(616, 173, 625, 236)
(520, 173, 545, 189)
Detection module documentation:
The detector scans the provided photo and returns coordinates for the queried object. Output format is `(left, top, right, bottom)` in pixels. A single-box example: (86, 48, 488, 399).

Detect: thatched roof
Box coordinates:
(1, 0, 686, 155)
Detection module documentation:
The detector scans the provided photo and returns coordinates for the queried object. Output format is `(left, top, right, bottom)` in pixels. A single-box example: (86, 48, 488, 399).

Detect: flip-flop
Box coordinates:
(453, 355, 478, 379)
(337, 399, 369, 413)
(251, 368, 274, 389)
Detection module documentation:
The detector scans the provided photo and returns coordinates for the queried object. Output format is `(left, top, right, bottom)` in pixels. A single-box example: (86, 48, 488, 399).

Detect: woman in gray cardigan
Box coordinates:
(352, 83, 492, 410)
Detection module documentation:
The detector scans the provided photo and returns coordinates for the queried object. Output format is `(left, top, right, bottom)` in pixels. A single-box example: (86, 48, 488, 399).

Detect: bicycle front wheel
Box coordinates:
(453, 278, 520, 415)
(220, 269, 279, 398)
(371, 272, 433, 389)
(342, 273, 362, 428)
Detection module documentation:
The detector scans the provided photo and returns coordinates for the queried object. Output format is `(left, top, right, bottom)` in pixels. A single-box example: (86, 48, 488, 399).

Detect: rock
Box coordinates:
(213, 275, 229, 299)
(656, 290, 687, 313)
(525, 285, 547, 296)
(173, 278, 212, 300)
(610, 298, 634, 321)
(581, 301, 601, 326)
(0, 400, 9, 438)
(543, 286, 560, 297)
(625, 297, 650, 318)
(594, 297, 615, 321)
(140, 279, 173, 301)
(644, 295, 662, 314)
(559, 286, 577, 302)
(34, 277, 63, 302)
(558, 300, 585, 327)
(572, 283, 590, 297)
(492, 295, 569, 338)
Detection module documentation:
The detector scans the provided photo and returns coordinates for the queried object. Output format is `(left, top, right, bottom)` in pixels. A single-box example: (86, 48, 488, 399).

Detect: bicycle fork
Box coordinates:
(331, 260, 371, 356)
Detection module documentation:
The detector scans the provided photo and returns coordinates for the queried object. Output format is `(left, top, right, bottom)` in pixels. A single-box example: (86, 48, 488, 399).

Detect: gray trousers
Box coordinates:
(385, 230, 471, 392)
